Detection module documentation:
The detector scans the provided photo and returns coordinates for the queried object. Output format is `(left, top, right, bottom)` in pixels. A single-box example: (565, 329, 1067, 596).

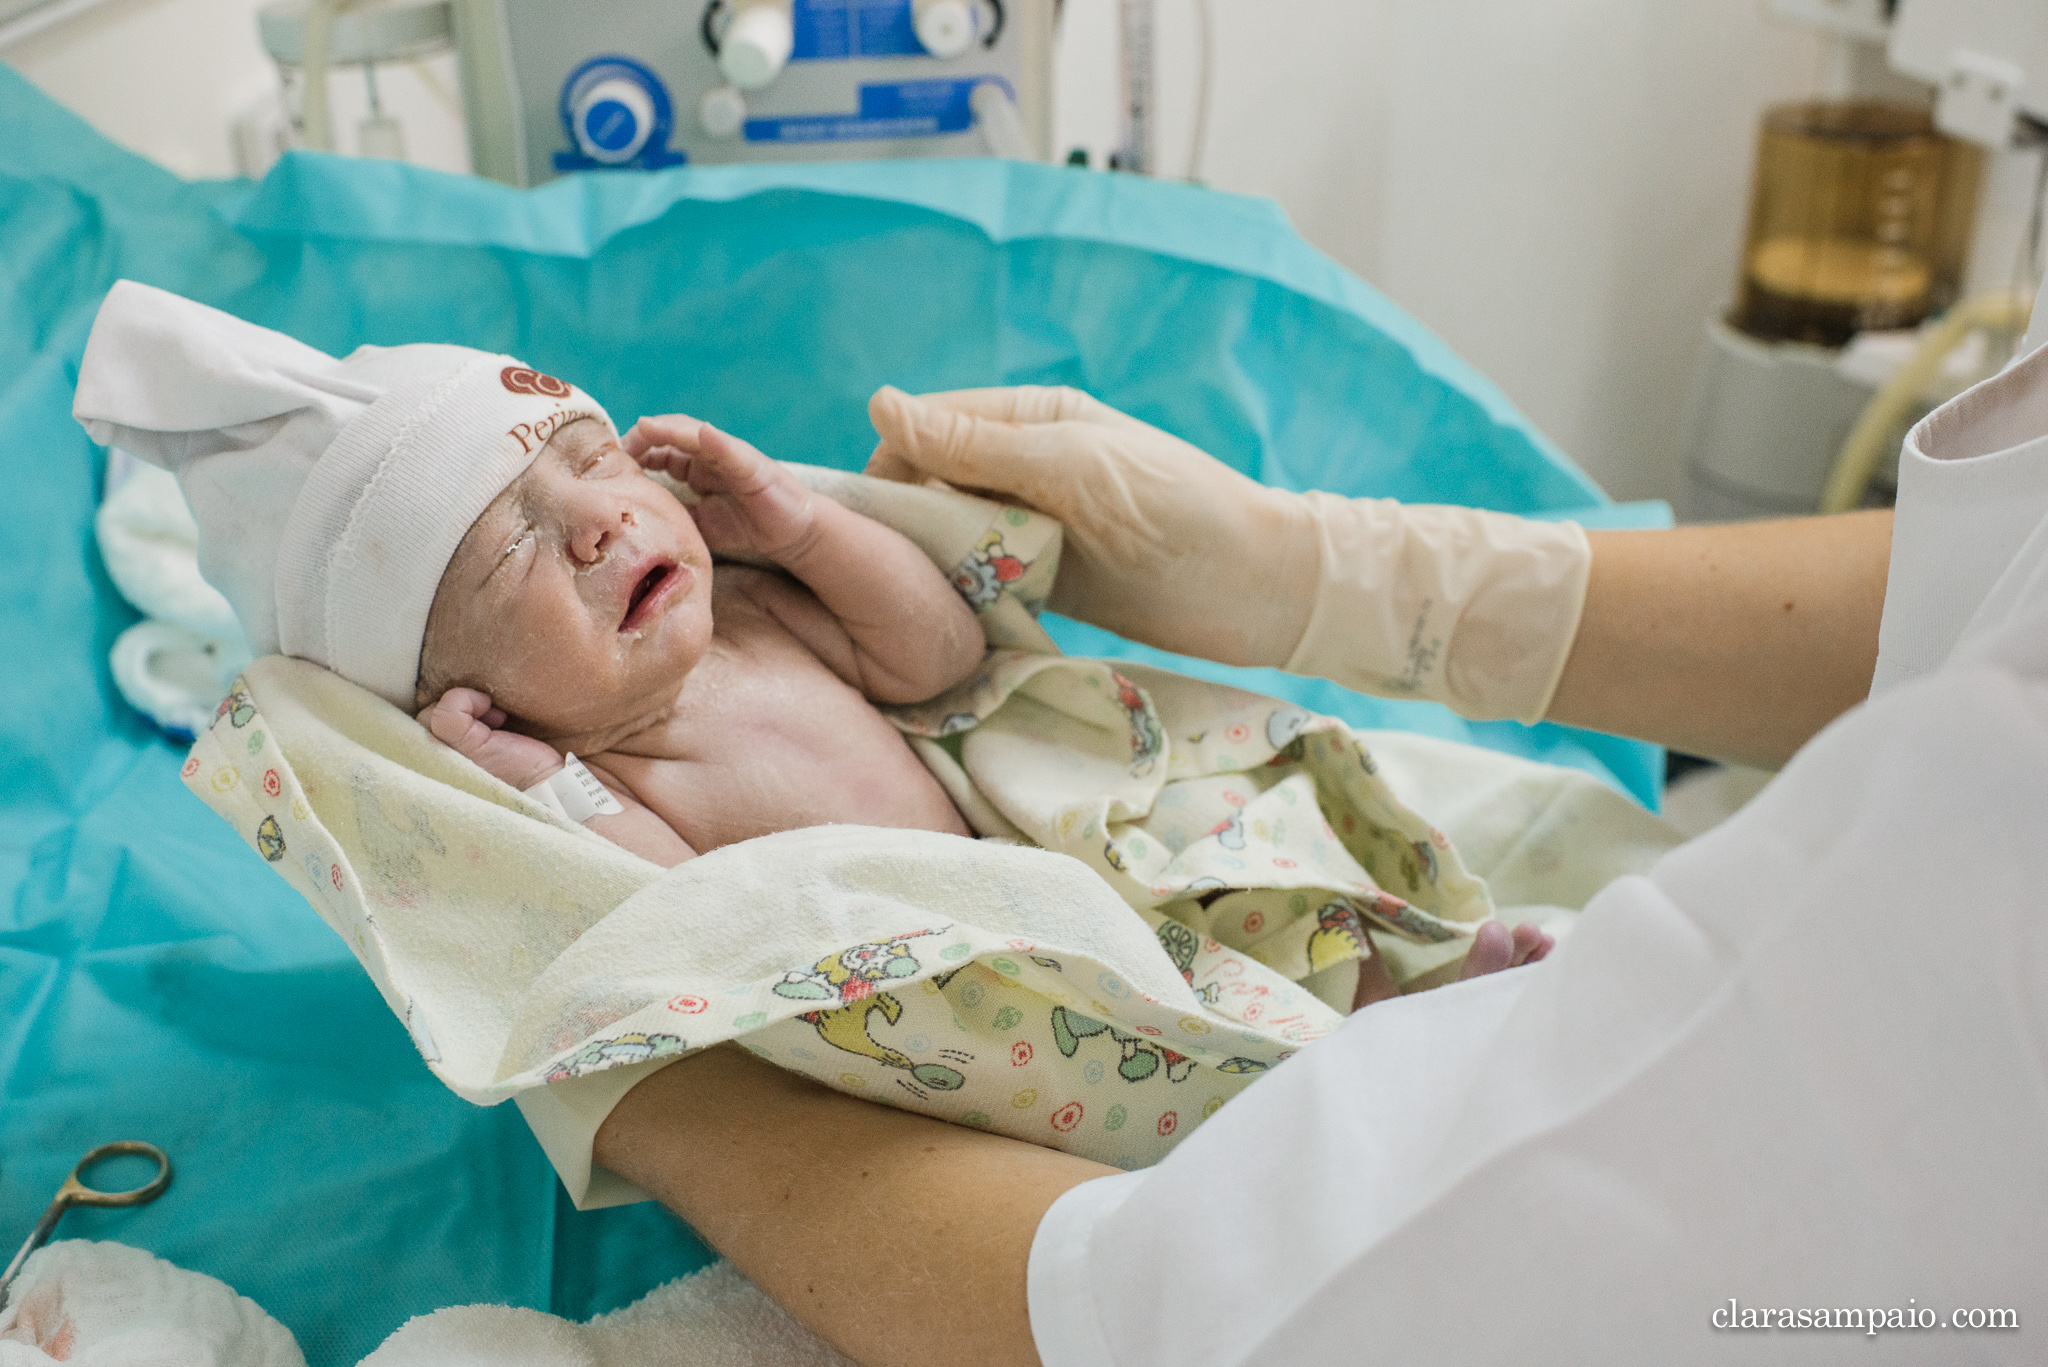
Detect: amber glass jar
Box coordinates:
(1732, 101, 1982, 347)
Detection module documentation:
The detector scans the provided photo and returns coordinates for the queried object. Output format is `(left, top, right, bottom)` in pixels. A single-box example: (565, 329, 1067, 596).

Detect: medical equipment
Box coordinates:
(1681, 0, 2048, 521)
(446, 0, 1055, 186)
(1110, 0, 1152, 174)
(256, 0, 458, 160)
(1731, 102, 1981, 347)
(0, 1143, 173, 1312)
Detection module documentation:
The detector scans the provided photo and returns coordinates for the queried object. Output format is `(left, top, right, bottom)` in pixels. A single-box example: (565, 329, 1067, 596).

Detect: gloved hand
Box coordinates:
(866, 385, 1592, 724)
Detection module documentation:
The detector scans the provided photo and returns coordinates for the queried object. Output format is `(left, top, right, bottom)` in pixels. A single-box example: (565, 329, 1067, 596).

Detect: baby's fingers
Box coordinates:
(623, 416, 708, 480)
(683, 423, 781, 497)
(436, 687, 496, 721)
(420, 688, 498, 755)
(624, 414, 707, 455)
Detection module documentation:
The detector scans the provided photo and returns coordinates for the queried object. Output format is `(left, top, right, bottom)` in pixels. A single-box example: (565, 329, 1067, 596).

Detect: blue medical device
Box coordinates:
(450, 0, 1054, 185)
(554, 54, 687, 174)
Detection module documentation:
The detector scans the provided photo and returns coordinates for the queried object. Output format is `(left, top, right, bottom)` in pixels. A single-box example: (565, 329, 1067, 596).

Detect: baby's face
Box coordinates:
(419, 419, 713, 736)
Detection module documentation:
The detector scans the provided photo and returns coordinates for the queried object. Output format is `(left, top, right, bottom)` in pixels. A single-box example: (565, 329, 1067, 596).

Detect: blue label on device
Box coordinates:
(792, 0, 922, 61)
(745, 77, 999, 144)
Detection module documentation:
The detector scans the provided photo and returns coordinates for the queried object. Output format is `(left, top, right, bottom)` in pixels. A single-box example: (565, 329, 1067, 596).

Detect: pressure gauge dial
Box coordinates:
(558, 56, 680, 168)
(554, 55, 683, 172)
(570, 76, 657, 163)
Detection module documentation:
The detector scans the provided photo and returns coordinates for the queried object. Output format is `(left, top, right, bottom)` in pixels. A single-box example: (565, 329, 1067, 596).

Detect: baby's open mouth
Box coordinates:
(620, 561, 681, 632)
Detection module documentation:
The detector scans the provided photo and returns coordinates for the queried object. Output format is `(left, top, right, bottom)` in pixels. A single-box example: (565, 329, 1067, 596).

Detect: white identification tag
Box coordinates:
(524, 753, 625, 824)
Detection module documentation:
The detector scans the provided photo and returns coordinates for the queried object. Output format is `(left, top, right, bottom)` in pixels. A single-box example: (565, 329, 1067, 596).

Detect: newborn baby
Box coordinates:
(71, 280, 1544, 1011)
(413, 413, 985, 868)
(410, 411, 1550, 993)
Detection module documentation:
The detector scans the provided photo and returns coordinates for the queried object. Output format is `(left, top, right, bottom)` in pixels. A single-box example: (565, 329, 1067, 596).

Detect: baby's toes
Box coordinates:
(1458, 921, 1514, 981)
(1509, 922, 1554, 967)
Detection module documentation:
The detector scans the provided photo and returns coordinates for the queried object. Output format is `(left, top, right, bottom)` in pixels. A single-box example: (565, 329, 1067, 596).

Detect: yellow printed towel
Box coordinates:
(180, 465, 1676, 1201)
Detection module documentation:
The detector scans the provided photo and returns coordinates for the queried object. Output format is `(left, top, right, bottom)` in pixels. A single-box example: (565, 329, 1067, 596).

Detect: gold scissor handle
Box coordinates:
(57, 1141, 173, 1207)
(0, 1142, 172, 1311)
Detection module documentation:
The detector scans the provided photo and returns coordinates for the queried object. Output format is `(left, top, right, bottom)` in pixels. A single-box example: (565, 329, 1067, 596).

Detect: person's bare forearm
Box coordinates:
(1546, 511, 1892, 768)
(595, 1045, 1112, 1367)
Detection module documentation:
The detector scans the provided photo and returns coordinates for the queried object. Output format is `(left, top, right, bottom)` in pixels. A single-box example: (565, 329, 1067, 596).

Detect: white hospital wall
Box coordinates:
(6, 0, 277, 179)
(1, 0, 468, 176)
(1057, 0, 1827, 504)
(7, 0, 1826, 503)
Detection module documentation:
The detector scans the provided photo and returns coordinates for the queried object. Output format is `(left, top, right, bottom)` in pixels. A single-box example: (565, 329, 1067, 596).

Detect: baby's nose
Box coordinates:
(570, 507, 635, 564)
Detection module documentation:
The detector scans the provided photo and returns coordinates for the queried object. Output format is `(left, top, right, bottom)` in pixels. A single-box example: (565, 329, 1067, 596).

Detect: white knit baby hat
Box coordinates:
(73, 281, 615, 709)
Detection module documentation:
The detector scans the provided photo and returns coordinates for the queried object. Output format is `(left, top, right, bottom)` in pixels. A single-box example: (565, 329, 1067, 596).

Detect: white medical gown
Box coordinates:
(1028, 341, 2048, 1364)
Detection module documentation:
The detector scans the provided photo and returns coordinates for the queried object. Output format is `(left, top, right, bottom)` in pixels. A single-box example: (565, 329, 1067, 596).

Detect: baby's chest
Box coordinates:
(693, 641, 907, 755)
(614, 656, 941, 848)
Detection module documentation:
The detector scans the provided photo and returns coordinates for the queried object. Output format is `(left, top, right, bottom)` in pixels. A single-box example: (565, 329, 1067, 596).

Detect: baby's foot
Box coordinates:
(1350, 919, 1554, 1011)
(1457, 919, 1554, 982)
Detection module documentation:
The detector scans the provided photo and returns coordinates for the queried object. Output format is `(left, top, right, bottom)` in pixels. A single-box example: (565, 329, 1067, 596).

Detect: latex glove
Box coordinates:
(866, 385, 1591, 724)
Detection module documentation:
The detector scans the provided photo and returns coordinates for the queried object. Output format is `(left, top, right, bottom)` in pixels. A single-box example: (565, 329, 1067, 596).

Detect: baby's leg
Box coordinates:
(1351, 953, 1402, 1010)
(1350, 920, 1555, 1011)
(1457, 920, 1554, 981)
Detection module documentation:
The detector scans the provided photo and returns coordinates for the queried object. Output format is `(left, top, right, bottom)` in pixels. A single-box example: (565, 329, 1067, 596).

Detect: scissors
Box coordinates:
(0, 1142, 172, 1312)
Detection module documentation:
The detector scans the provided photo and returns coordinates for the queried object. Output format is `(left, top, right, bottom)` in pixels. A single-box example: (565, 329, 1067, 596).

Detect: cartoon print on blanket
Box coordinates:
(178, 473, 1498, 1171)
(951, 528, 1031, 609)
(182, 661, 1495, 1170)
(772, 932, 970, 1093)
(886, 650, 1490, 987)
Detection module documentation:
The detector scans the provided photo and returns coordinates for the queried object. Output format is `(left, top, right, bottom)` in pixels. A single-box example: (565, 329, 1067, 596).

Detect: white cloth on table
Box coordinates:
(358, 1262, 852, 1367)
(1026, 331, 2048, 1363)
(0, 1241, 304, 1367)
(96, 454, 253, 740)
(0, 1240, 850, 1367)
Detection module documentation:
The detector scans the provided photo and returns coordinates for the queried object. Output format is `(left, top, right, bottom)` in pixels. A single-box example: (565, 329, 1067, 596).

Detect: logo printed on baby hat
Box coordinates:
(500, 366, 571, 398)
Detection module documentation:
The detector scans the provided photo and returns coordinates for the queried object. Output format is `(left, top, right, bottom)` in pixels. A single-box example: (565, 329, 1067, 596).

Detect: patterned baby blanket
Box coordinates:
(184, 467, 1676, 1195)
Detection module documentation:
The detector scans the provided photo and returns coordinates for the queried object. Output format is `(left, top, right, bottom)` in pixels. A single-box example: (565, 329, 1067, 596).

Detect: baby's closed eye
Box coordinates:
(576, 444, 638, 479)
(485, 526, 536, 585)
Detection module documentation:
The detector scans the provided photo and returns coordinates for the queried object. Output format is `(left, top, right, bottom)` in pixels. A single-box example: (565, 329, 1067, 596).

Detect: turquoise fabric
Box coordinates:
(0, 66, 1663, 1363)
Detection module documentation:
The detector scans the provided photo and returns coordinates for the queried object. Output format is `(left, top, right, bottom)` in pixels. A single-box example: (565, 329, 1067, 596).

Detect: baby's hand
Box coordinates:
(419, 688, 563, 791)
(623, 415, 819, 564)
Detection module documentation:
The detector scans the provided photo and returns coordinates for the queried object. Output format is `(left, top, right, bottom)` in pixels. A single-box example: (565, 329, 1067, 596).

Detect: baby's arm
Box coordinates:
(419, 689, 697, 868)
(623, 415, 984, 704)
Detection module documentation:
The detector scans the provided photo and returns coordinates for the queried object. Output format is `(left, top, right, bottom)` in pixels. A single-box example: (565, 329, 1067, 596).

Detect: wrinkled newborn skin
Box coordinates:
(415, 415, 984, 866)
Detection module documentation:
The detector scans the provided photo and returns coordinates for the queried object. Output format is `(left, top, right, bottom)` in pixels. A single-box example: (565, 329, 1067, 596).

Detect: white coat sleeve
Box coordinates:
(1029, 362, 2048, 1367)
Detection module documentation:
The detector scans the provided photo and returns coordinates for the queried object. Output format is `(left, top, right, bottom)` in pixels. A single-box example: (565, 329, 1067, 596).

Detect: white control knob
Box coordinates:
(913, 0, 974, 59)
(699, 85, 748, 139)
(719, 4, 794, 91)
(570, 76, 656, 164)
